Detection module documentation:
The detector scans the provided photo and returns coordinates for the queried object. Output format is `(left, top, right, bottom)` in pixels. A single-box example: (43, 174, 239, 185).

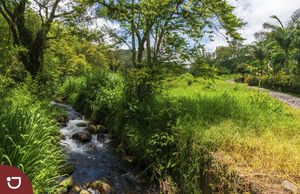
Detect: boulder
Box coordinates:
(58, 176, 73, 192)
(87, 124, 98, 134)
(57, 114, 69, 124)
(88, 180, 112, 194)
(79, 189, 91, 194)
(97, 125, 108, 133)
(56, 187, 68, 194)
(76, 122, 87, 127)
(71, 184, 81, 193)
(72, 132, 92, 143)
(282, 180, 299, 193)
(87, 124, 108, 134)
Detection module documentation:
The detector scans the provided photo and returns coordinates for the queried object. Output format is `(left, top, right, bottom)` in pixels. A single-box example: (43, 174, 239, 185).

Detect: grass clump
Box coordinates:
(0, 82, 63, 193)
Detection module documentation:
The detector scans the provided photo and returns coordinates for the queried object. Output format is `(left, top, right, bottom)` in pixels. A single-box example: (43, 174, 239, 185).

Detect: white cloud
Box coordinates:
(205, 0, 300, 52)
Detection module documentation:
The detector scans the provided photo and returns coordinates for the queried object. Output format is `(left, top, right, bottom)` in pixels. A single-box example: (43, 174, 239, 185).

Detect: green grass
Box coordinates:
(165, 74, 300, 190)
(0, 84, 63, 194)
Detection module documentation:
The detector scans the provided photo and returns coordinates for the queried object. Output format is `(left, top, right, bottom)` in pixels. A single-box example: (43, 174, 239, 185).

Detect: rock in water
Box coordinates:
(87, 124, 108, 134)
(57, 176, 74, 193)
(87, 124, 98, 134)
(76, 122, 87, 127)
(79, 189, 91, 194)
(97, 125, 108, 133)
(71, 184, 81, 193)
(88, 180, 112, 194)
(282, 180, 299, 193)
(72, 132, 92, 143)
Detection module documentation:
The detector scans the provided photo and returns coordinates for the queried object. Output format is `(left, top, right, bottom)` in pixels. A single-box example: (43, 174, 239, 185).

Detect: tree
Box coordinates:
(251, 42, 268, 76)
(213, 44, 253, 74)
(95, 0, 244, 67)
(0, 0, 86, 77)
(263, 15, 295, 74)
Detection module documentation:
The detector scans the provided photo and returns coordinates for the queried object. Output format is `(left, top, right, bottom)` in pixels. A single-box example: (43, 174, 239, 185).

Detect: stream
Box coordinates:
(52, 102, 157, 194)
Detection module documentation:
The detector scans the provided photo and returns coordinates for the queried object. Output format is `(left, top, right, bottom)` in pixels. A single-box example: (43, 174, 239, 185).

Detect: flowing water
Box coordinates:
(52, 102, 157, 194)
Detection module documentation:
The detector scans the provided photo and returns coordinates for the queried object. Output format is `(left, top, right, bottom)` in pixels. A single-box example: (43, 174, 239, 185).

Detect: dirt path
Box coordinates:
(249, 86, 300, 109)
(227, 79, 300, 109)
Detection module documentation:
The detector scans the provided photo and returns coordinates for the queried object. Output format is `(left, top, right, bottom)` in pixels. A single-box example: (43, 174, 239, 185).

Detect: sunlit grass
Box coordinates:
(165, 74, 300, 185)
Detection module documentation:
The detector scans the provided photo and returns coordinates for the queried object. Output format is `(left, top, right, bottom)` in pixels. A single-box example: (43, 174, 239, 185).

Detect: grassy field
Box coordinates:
(63, 72, 300, 193)
(164, 74, 300, 189)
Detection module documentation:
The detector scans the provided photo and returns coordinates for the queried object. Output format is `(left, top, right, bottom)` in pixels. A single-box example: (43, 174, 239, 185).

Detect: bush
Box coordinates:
(59, 70, 124, 123)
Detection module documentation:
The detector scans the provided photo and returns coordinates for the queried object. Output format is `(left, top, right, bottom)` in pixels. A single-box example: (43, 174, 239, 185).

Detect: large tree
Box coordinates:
(95, 0, 243, 67)
(0, 0, 86, 77)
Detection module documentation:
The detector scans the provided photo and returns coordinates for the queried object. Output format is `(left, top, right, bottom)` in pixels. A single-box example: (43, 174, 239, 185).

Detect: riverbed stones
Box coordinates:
(72, 132, 92, 143)
(282, 180, 299, 193)
(88, 180, 112, 194)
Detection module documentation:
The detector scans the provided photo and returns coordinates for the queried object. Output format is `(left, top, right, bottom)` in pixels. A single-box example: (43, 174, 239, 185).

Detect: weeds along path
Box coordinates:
(227, 79, 300, 109)
(249, 86, 300, 109)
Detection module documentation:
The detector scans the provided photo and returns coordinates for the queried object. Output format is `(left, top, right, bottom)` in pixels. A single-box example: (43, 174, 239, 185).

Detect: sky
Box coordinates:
(205, 0, 300, 52)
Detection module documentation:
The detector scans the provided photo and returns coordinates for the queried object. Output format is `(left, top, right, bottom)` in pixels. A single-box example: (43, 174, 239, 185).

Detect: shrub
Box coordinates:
(246, 75, 300, 94)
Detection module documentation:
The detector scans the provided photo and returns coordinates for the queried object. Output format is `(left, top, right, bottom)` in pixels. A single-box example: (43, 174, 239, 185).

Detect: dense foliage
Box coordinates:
(0, 0, 300, 193)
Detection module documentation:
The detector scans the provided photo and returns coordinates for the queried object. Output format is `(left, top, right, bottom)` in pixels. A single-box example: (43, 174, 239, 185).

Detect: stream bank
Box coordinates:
(53, 102, 157, 194)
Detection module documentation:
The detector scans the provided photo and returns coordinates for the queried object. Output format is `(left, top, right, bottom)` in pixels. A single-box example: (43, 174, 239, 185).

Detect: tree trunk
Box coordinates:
(146, 31, 151, 66)
(137, 42, 144, 64)
(27, 29, 47, 76)
(131, 0, 136, 67)
(284, 49, 290, 74)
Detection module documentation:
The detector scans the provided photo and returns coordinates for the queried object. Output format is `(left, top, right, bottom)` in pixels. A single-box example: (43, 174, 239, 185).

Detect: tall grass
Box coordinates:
(0, 83, 63, 193)
(0, 106, 63, 193)
(167, 74, 300, 192)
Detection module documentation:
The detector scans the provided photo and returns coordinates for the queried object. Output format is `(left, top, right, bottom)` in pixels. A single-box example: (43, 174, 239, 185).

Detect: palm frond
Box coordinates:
(263, 22, 277, 30)
(287, 8, 300, 27)
(270, 15, 284, 29)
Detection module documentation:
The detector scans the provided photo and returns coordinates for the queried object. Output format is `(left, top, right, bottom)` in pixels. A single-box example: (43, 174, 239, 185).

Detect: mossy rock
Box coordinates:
(57, 176, 74, 194)
(59, 176, 74, 189)
(79, 189, 91, 194)
(71, 184, 81, 193)
(88, 180, 112, 194)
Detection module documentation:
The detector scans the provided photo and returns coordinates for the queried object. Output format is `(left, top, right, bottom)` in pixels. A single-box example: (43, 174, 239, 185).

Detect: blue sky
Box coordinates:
(205, 0, 300, 51)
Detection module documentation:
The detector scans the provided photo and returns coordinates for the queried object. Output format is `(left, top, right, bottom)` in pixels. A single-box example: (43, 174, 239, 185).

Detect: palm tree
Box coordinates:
(251, 42, 268, 87)
(263, 15, 294, 74)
